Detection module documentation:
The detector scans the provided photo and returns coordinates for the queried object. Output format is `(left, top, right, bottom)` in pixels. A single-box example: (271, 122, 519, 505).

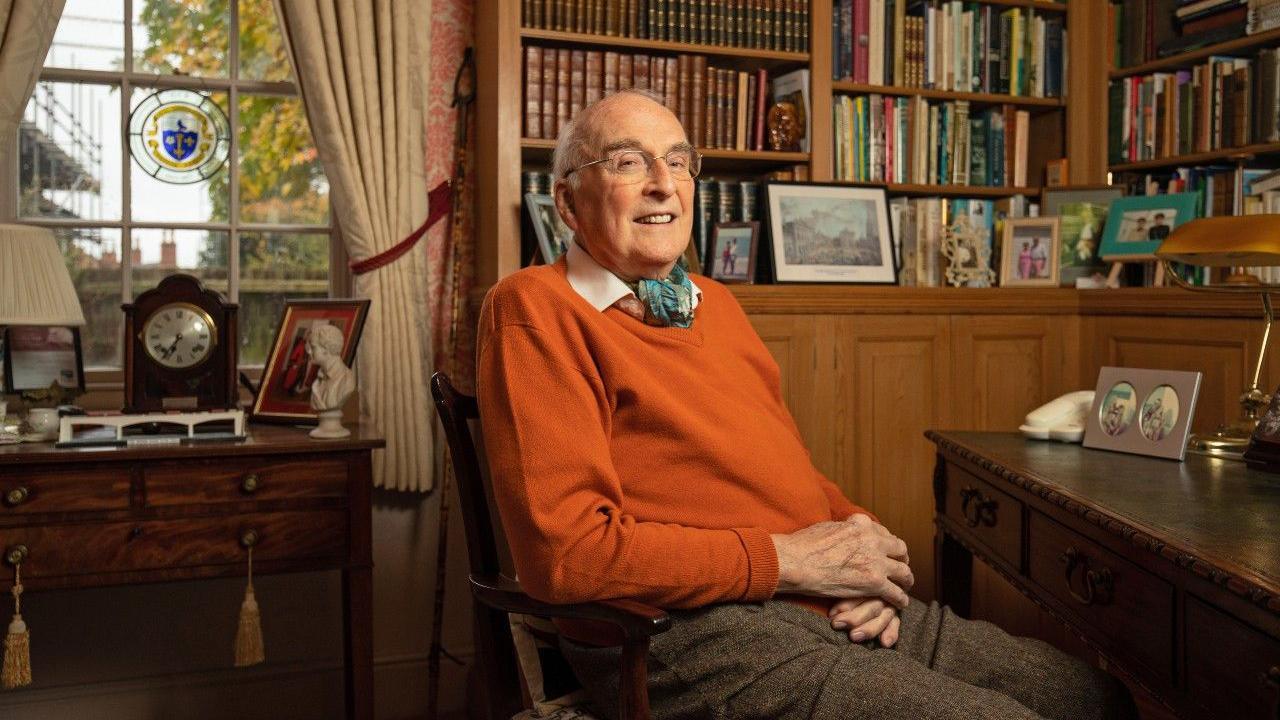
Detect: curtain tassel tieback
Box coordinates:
(234, 532, 265, 668)
(349, 181, 455, 276)
(3, 545, 31, 690)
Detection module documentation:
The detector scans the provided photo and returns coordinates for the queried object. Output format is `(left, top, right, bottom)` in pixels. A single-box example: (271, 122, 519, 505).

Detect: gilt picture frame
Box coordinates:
(251, 299, 371, 424)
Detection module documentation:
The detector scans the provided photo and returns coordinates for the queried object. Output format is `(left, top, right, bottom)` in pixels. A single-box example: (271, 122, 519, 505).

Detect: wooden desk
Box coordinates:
(0, 426, 383, 719)
(928, 431, 1280, 720)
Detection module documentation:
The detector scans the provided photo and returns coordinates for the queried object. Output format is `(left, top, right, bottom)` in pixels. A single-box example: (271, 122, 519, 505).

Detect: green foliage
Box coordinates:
(138, 0, 329, 274)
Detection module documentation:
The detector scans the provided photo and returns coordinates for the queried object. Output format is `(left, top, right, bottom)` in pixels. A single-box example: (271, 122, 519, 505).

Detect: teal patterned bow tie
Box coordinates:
(629, 260, 695, 328)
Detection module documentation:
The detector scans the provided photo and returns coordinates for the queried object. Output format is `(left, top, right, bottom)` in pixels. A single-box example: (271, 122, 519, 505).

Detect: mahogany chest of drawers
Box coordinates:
(0, 426, 383, 719)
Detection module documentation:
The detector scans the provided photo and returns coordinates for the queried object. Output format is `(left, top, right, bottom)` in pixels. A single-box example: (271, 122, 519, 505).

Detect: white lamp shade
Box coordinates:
(0, 223, 86, 326)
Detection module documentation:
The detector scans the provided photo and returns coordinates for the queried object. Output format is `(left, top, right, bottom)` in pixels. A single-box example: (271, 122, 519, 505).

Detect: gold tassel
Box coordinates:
(234, 547, 264, 667)
(3, 566, 31, 689)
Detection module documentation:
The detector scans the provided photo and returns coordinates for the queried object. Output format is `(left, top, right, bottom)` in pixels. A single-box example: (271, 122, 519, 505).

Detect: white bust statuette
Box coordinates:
(307, 322, 355, 439)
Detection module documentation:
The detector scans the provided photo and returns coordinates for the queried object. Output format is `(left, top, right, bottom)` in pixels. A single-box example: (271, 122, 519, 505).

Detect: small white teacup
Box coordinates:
(26, 408, 60, 440)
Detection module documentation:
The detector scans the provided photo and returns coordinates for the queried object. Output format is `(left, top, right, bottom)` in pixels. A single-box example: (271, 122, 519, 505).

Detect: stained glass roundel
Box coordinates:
(127, 89, 230, 184)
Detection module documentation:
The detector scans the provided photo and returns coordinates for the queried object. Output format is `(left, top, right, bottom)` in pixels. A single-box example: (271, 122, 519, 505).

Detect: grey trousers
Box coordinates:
(560, 599, 1138, 720)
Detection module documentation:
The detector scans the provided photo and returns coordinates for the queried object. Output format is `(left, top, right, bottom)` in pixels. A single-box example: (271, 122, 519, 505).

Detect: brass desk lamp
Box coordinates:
(1155, 215, 1280, 458)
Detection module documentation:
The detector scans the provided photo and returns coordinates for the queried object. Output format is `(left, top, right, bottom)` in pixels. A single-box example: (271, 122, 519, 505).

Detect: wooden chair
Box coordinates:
(430, 372, 671, 720)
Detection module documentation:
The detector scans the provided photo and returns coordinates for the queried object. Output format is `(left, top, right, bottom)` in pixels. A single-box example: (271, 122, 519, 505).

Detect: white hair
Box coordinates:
(551, 88, 669, 191)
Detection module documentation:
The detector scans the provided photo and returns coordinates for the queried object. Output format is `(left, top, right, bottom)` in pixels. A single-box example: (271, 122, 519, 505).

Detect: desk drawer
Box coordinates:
(0, 467, 131, 515)
(145, 458, 347, 506)
(1027, 511, 1174, 682)
(1184, 597, 1280, 719)
(943, 465, 1022, 566)
(0, 510, 345, 579)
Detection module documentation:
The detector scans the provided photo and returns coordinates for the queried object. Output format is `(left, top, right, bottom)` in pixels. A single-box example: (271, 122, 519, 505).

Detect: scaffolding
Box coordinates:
(19, 81, 104, 242)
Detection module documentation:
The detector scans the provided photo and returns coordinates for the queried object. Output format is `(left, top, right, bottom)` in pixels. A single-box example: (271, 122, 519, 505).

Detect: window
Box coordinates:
(11, 0, 332, 369)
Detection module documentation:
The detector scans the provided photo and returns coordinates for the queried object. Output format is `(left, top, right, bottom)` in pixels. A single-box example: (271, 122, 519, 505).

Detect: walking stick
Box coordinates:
(427, 46, 475, 719)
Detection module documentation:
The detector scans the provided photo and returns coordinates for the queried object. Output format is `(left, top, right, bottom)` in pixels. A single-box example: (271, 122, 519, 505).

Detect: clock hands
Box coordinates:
(160, 332, 183, 359)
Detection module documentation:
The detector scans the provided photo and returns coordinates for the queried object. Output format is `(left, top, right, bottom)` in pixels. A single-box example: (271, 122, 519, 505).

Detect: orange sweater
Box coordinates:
(476, 259, 871, 613)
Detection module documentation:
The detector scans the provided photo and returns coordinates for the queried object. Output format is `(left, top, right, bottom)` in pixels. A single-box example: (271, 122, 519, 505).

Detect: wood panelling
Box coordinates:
(748, 314, 835, 479)
(951, 316, 1074, 431)
(1081, 316, 1268, 435)
(839, 315, 951, 602)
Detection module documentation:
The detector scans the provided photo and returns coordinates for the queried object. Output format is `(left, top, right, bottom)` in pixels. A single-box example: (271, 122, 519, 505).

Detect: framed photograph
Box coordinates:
(251, 299, 371, 424)
(1082, 367, 1202, 461)
(1098, 193, 1199, 261)
(706, 222, 759, 283)
(763, 182, 896, 284)
(524, 193, 574, 264)
(999, 217, 1061, 287)
(1042, 185, 1124, 287)
(1, 326, 85, 394)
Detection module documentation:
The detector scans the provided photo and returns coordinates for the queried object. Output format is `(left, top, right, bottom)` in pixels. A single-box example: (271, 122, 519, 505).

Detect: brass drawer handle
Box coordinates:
(5, 545, 28, 567)
(4, 487, 29, 507)
(240, 529, 260, 548)
(959, 486, 998, 528)
(1265, 665, 1280, 687)
(240, 473, 260, 494)
(1059, 546, 1113, 606)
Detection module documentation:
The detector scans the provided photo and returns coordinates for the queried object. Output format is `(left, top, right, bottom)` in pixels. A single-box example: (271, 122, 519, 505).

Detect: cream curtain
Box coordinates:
(275, 0, 435, 492)
(0, 0, 64, 220)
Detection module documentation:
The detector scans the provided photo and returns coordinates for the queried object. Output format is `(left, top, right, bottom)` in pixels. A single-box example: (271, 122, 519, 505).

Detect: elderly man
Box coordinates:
(476, 90, 1135, 720)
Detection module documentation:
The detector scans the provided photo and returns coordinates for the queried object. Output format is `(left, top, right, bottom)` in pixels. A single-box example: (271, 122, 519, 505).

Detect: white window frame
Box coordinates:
(1, 0, 344, 373)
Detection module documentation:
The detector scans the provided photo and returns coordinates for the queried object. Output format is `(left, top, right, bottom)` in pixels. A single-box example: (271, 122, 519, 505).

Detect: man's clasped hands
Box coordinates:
(771, 512, 914, 647)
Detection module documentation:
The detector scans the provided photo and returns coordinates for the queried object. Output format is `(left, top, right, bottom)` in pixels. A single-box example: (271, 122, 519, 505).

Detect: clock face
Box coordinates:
(141, 302, 217, 369)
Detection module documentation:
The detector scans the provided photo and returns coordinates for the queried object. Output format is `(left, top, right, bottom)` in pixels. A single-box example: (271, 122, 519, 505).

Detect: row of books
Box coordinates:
(1112, 0, 1280, 69)
(832, 95, 1031, 187)
(1106, 49, 1280, 164)
(891, 197, 1000, 287)
(833, 0, 1066, 98)
(523, 46, 808, 150)
(521, 0, 809, 52)
(693, 178, 762, 262)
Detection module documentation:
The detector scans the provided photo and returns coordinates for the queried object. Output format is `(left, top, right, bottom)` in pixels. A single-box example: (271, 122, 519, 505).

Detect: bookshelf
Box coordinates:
(475, 0, 1106, 288)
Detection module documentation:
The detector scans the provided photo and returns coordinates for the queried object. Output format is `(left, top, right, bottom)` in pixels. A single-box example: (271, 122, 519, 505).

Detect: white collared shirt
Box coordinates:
(565, 240, 702, 311)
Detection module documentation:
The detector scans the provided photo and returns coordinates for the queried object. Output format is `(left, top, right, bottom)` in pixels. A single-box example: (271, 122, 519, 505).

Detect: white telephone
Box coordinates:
(1020, 390, 1095, 443)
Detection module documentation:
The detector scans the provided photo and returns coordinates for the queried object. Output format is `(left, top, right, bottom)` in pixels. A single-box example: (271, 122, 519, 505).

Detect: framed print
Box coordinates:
(1042, 185, 1123, 287)
(524, 193, 573, 264)
(1, 326, 85, 394)
(1082, 367, 1202, 460)
(763, 182, 896, 284)
(252, 299, 371, 424)
(706, 222, 759, 283)
(1098, 193, 1199, 261)
(999, 217, 1061, 287)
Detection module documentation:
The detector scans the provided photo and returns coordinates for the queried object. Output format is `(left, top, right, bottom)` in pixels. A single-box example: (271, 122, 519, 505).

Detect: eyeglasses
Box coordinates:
(566, 148, 702, 182)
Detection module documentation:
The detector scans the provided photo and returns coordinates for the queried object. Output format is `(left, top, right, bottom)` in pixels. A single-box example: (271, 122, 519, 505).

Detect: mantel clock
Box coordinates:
(123, 274, 238, 412)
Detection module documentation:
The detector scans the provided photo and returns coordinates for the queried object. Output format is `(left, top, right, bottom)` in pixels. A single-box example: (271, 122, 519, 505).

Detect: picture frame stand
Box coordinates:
(1106, 260, 1165, 289)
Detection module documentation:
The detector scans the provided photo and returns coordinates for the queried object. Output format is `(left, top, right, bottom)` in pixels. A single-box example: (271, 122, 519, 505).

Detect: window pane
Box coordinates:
(130, 88, 230, 222)
(239, 0, 292, 81)
(133, 0, 229, 77)
(131, 229, 229, 298)
(57, 228, 123, 369)
(238, 232, 330, 365)
(238, 95, 329, 224)
(46, 0, 125, 71)
(19, 82, 122, 221)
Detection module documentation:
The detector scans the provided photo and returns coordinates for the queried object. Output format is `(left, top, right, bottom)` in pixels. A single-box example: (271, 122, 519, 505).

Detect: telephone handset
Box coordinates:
(1020, 390, 1095, 443)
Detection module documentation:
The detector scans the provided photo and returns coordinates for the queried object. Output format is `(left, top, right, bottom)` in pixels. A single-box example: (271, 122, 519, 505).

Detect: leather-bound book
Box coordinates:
(752, 68, 767, 151)
(619, 53, 633, 90)
(735, 71, 748, 151)
(525, 46, 543, 139)
(691, 55, 707, 147)
(652, 56, 666, 104)
(604, 51, 620, 96)
(556, 48, 572, 137)
(633, 53, 650, 89)
(664, 56, 679, 113)
(542, 47, 559, 138)
(704, 70, 717, 147)
(586, 51, 603, 105)
(570, 50, 586, 122)
(678, 54, 692, 132)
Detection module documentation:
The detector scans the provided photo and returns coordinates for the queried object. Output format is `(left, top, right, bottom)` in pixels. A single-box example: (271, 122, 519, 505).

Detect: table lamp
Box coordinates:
(1155, 215, 1280, 458)
(0, 224, 86, 439)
